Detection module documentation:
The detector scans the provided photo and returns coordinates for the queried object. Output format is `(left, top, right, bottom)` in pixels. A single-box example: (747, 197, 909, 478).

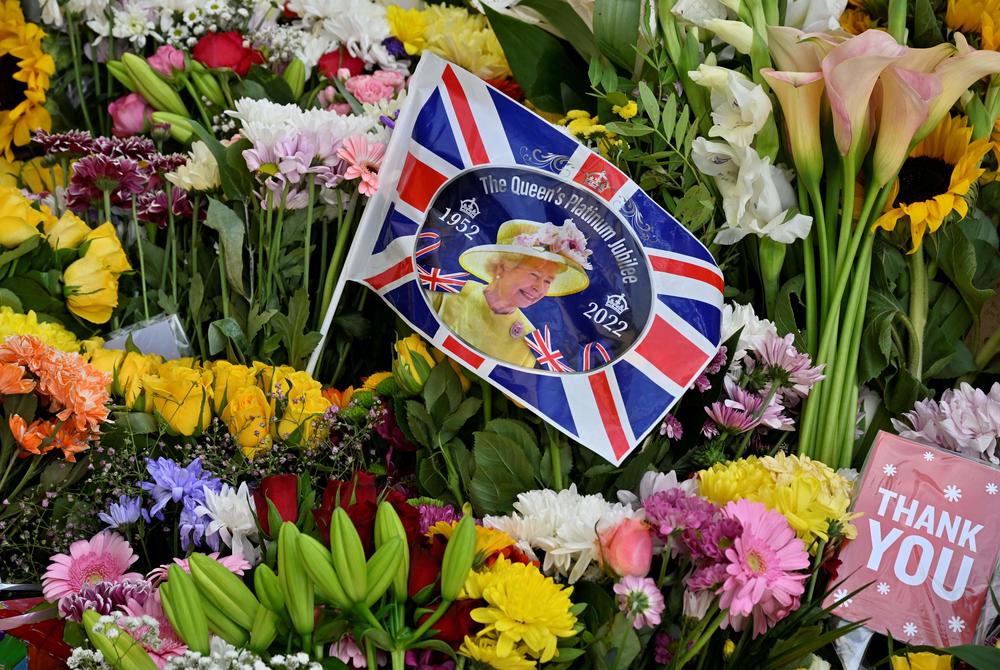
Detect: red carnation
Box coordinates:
(487, 78, 524, 102)
(192, 31, 264, 77)
(318, 47, 365, 79)
(252, 474, 299, 537)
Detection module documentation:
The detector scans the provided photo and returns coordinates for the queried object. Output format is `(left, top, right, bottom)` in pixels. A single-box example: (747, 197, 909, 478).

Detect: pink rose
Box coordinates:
(108, 93, 153, 138)
(599, 518, 653, 577)
(345, 74, 396, 104)
(147, 44, 185, 77)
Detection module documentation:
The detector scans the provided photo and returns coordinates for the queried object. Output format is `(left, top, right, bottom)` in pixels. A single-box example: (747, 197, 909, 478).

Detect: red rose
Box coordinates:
(486, 78, 524, 102)
(252, 474, 299, 537)
(318, 47, 365, 79)
(408, 543, 443, 598)
(192, 31, 264, 77)
(386, 489, 422, 544)
(314, 471, 379, 552)
(421, 598, 481, 644)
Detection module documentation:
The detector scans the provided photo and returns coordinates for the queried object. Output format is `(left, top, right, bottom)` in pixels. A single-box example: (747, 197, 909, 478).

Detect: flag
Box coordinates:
(310, 54, 724, 465)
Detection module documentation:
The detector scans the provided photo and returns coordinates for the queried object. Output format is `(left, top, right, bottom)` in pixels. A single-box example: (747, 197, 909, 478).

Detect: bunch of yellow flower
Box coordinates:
(0, 0, 54, 158)
(386, 5, 512, 80)
(87, 351, 332, 456)
(698, 453, 858, 551)
(0, 306, 80, 352)
(459, 555, 578, 668)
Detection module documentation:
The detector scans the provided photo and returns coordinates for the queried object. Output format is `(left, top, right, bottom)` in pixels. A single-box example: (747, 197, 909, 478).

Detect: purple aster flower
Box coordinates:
(751, 332, 824, 401)
(694, 374, 712, 392)
(418, 502, 459, 534)
(179, 495, 219, 552)
(57, 579, 151, 622)
(614, 576, 665, 629)
(659, 414, 683, 440)
(140, 457, 221, 519)
(34, 129, 97, 156)
(149, 153, 188, 174)
(643, 488, 719, 541)
(382, 36, 407, 59)
(98, 494, 148, 528)
(654, 633, 673, 665)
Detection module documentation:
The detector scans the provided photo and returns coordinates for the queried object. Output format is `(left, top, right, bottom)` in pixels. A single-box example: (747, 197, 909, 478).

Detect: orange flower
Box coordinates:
(0, 362, 33, 395)
(8, 414, 54, 456)
(323, 386, 355, 408)
(49, 423, 91, 461)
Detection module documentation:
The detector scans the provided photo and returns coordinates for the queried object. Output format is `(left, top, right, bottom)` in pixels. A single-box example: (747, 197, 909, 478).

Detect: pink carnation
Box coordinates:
(718, 500, 809, 637)
(42, 532, 142, 602)
(345, 74, 396, 104)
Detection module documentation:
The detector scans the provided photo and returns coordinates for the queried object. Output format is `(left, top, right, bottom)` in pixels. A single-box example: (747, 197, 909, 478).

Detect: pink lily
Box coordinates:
(870, 66, 942, 188)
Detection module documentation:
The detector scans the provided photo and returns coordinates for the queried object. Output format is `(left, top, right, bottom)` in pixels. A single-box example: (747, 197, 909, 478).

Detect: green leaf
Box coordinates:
(417, 450, 449, 499)
(483, 5, 593, 113)
(593, 0, 641, 72)
(913, 0, 945, 47)
(203, 198, 248, 299)
(208, 317, 249, 357)
(269, 288, 321, 368)
(405, 400, 434, 447)
(483, 418, 540, 465)
(468, 431, 536, 514)
(948, 645, 1000, 669)
(116, 411, 160, 434)
(0, 235, 41, 273)
(189, 273, 205, 322)
(517, 0, 600, 59)
(0, 288, 23, 311)
(604, 121, 654, 136)
(231, 79, 267, 100)
(1, 276, 65, 316)
(637, 81, 658, 127)
(439, 397, 483, 443)
(673, 183, 714, 231)
(661, 94, 678, 140)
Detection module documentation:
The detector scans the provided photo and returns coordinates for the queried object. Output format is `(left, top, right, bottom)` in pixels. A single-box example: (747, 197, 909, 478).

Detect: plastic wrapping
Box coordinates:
(825, 431, 1000, 648)
(103, 313, 192, 360)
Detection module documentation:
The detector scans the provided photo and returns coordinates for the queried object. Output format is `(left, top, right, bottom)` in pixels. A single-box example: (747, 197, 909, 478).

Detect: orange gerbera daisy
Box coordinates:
(0, 361, 33, 395)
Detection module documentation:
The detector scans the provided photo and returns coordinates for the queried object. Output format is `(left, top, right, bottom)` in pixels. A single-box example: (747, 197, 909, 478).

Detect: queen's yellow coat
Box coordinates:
(431, 281, 538, 368)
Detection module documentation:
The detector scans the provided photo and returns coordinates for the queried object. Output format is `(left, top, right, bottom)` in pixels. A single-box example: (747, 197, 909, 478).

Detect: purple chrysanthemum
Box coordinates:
(57, 579, 151, 622)
(98, 494, 147, 529)
(140, 457, 221, 519)
(643, 488, 719, 541)
(654, 633, 673, 664)
(703, 378, 791, 436)
(659, 414, 683, 440)
(750, 333, 824, 401)
(66, 154, 146, 211)
(418, 503, 459, 534)
(614, 576, 665, 629)
(34, 129, 97, 156)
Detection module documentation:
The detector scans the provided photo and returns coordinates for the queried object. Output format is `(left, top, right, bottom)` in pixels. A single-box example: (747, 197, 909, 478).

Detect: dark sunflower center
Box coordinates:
(0, 54, 27, 111)
(894, 156, 953, 206)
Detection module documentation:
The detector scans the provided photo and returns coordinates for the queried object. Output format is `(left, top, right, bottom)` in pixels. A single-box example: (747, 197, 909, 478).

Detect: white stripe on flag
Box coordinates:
(654, 274, 724, 307)
(454, 69, 516, 164)
(560, 374, 618, 464)
(393, 198, 427, 225)
(409, 140, 463, 182)
(646, 249, 725, 278)
(427, 326, 499, 378)
(620, 349, 687, 399)
(611, 181, 639, 210)
(603, 369, 638, 445)
(558, 144, 592, 181)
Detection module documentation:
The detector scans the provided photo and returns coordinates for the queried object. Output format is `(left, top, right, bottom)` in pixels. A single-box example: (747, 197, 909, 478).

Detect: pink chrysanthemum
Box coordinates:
(750, 332, 825, 401)
(613, 576, 665, 629)
(338, 135, 385, 196)
(718, 500, 809, 638)
(42, 532, 142, 602)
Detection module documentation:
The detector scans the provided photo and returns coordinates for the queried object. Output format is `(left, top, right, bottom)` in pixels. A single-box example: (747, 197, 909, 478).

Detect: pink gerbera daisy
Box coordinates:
(717, 499, 809, 637)
(337, 135, 386, 196)
(124, 589, 188, 668)
(42, 532, 143, 602)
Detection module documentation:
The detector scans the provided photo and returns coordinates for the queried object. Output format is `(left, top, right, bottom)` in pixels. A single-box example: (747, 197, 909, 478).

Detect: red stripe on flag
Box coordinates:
(442, 65, 489, 165)
(442, 335, 485, 369)
(398, 153, 448, 212)
(364, 257, 413, 291)
(650, 256, 725, 293)
(588, 371, 631, 460)
(635, 316, 709, 387)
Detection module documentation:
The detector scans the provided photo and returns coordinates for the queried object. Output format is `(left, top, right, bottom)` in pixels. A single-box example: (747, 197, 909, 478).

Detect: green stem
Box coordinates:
(887, 0, 907, 42)
(131, 196, 150, 320)
(608, 615, 631, 670)
(103, 189, 113, 227)
(436, 437, 465, 506)
(974, 325, 1000, 371)
(67, 18, 95, 134)
(219, 246, 231, 320)
(320, 192, 358, 318)
(408, 599, 453, 642)
(268, 189, 288, 300)
(0, 452, 19, 498)
(808, 183, 832, 317)
(805, 539, 828, 602)
(550, 430, 564, 491)
(907, 246, 927, 380)
(183, 79, 215, 133)
(835, 152, 858, 272)
(800, 188, 818, 356)
(303, 174, 316, 296)
(676, 607, 728, 669)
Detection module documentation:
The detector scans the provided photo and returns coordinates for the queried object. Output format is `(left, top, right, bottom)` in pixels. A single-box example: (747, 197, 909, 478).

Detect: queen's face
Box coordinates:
(492, 256, 562, 309)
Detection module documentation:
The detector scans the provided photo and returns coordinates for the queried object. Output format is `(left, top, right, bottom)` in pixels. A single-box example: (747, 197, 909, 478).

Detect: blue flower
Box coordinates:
(179, 497, 220, 552)
(97, 495, 148, 528)
(140, 457, 221, 519)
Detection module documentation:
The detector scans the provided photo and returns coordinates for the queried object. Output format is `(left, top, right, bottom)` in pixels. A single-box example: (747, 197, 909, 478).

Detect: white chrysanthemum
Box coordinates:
(228, 98, 374, 156)
(720, 301, 778, 363)
(287, 0, 393, 66)
(484, 485, 642, 583)
(112, 2, 160, 48)
(616, 470, 699, 509)
(167, 141, 221, 192)
(194, 482, 260, 564)
(65, 0, 110, 22)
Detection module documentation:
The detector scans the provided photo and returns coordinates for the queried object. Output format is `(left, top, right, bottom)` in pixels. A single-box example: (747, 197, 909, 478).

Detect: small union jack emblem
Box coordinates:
(525, 325, 574, 372)
(417, 264, 468, 293)
(580, 341, 612, 371)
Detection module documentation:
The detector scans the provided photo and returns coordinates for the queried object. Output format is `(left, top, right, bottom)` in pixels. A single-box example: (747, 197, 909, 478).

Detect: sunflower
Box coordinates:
(946, 0, 1000, 35)
(0, 0, 54, 159)
(873, 115, 992, 252)
(840, 7, 875, 34)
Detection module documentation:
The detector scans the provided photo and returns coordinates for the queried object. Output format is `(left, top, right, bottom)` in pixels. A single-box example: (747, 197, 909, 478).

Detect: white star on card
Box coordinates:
(987, 483, 998, 495)
(923, 451, 935, 461)
(902, 622, 918, 637)
(943, 485, 962, 502)
(948, 616, 966, 633)
(882, 464, 897, 476)
(876, 582, 890, 596)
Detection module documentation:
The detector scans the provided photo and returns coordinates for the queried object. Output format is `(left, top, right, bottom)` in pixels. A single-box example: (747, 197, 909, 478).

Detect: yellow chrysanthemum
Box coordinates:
(361, 370, 393, 392)
(464, 556, 576, 664)
(0, 1, 54, 159)
(612, 101, 638, 120)
(423, 6, 512, 81)
(428, 521, 516, 560)
(698, 454, 858, 550)
(873, 115, 992, 252)
(386, 6, 427, 56)
(559, 110, 606, 138)
(459, 635, 537, 670)
(0, 306, 80, 351)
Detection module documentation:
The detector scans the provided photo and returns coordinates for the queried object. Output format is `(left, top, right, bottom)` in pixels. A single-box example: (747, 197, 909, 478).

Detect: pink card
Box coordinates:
(825, 432, 1000, 646)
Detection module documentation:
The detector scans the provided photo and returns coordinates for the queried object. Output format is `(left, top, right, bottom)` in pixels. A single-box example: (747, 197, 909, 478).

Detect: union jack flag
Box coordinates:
(310, 54, 725, 465)
(525, 326, 574, 373)
(417, 265, 468, 293)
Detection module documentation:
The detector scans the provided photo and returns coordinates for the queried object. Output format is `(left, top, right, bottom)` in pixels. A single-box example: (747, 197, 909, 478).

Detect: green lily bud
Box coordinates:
(278, 522, 315, 637)
(160, 564, 210, 654)
(82, 610, 159, 670)
(439, 514, 476, 601)
(283, 58, 306, 100)
(107, 60, 137, 91)
(374, 501, 410, 602)
(122, 53, 188, 116)
(150, 112, 194, 143)
(191, 68, 226, 108)
(330, 507, 368, 604)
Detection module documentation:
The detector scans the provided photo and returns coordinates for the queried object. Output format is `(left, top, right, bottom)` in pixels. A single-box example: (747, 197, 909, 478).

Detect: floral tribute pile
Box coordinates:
(2, 0, 1000, 668)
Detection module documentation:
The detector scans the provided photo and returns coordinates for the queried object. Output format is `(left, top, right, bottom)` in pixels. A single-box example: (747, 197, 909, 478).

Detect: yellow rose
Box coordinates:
(142, 364, 213, 436)
(276, 388, 331, 443)
(45, 211, 91, 249)
(284, 370, 322, 396)
(83, 222, 132, 274)
(116, 352, 163, 409)
(88, 347, 125, 379)
(209, 360, 257, 414)
(0, 186, 44, 248)
(221, 385, 273, 458)
(890, 653, 952, 670)
(253, 362, 296, 395)
(63, 255, 120, 324)
(393, 334, 436, 394)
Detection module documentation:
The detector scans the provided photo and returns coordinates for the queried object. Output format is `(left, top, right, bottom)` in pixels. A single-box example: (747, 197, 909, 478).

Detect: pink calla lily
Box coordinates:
(916, 34, 1000, 140)
(761, 69, 826, 188)
(871, 66, 942, 188)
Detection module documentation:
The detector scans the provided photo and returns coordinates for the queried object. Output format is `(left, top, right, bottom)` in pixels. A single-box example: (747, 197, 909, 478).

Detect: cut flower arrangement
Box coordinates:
(2, 0, 1000, 668)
